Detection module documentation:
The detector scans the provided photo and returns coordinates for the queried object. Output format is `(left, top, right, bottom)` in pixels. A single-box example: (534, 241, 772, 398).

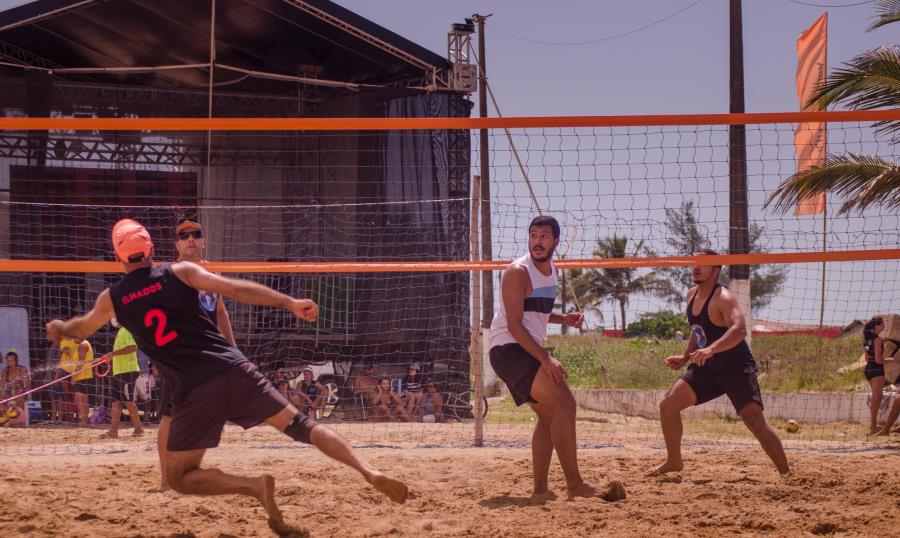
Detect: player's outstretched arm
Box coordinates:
(549, 311, 584, 328)
(47, 290, 115, 342)
(172, 261, 318, 322)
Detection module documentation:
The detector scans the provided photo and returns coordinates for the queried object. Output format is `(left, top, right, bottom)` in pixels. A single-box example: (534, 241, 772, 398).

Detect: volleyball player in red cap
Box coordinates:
(46, 219, 408, 533)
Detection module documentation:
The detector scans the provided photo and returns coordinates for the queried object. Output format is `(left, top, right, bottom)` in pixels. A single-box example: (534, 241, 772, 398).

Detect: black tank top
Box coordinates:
(109, 264, 247, 400)
(686, 284, 757, 374)
(863, 332, 877, 361)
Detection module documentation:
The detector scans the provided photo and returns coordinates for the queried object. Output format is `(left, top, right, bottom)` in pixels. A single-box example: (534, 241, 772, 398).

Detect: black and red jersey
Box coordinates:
(109, 264, 246, 399)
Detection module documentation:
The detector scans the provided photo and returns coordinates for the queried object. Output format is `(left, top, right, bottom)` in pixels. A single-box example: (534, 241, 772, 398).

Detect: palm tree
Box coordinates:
(573, 235, 671, 330)
(556, 267, 604, 334)
(766, 0, 900, 215)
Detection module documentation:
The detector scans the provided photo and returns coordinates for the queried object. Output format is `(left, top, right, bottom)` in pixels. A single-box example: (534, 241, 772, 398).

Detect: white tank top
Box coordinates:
(489, 253, 558, 349)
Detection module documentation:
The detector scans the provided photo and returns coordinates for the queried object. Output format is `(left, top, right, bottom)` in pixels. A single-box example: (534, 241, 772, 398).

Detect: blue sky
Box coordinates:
(336, 0, 886, 115)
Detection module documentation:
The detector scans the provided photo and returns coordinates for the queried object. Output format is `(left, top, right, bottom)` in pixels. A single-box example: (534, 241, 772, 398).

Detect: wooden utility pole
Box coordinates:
(729, 0, 750, 283)
(474, 13, 494, 328)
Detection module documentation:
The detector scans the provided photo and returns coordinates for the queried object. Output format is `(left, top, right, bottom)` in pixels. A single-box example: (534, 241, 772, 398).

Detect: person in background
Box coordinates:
(58, 338, 94, 425)
(101, 319, 146, 438)
(418, 381, 443, 422)
(1, 350, 30, 409)
(371, 377, 411, 422)
(863, 317, 886, 434)
(296, 368, 327, 419)
(402, 363, 425, 417)
(46, 346, 71, 423)
(351, 363, 379, 420)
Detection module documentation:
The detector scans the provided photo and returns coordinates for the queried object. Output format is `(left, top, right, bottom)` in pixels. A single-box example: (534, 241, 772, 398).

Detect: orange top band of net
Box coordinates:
(1, 110, 899, 131)
(1, 250, 898, 273)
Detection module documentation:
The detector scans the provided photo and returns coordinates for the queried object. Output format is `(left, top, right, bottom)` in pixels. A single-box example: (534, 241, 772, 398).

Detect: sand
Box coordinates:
(1, 425, 898, 537)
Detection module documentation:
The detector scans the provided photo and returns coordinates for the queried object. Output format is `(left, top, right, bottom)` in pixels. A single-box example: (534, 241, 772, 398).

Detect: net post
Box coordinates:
(471, 174, 485, 447)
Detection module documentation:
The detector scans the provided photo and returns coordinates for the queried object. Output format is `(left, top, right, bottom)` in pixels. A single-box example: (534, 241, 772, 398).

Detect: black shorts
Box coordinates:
(489, 343, 541, 407)
(110, 371, 139, 403)
(158, 376, 173, 417)
(168, 362, 314, 452)
(864, 361, 885, 381)
(73, 378, 93, 394)
(681, 366, 764, 413)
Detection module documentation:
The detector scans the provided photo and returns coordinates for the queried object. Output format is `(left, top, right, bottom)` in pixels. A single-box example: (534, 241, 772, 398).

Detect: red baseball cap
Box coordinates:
(112, 219, 153, 263)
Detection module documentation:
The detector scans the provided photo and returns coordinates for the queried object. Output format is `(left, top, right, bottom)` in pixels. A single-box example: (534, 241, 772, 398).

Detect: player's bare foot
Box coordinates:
(100, 430, 118, 439)
(256, 474, 284, 528)
(148, 483, 171, 493)
(132, 429, 145, 437)
(368, 472, 408, 504)
(868, 428, 880, 435)
(645, 460, 683, 476)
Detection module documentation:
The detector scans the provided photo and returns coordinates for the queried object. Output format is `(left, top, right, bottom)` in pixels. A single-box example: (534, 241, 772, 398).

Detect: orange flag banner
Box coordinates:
(794, 13, 827, 215)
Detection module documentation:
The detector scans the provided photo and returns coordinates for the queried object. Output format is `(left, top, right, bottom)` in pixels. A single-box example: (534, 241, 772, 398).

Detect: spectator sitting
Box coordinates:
(402, 363, 425, 416)
(370, 377, 411, 422)
(417, 380, 444, 423)
(1, 350, 30, 424)
(0, 402, 26, 428)
(296, 368, 327, 419)
(352, 363, 378, 417)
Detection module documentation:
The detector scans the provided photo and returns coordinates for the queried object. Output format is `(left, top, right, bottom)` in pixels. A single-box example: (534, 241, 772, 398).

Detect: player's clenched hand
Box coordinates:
(690, 347, 714, 367)
(46, 320, 64, 343)
(664, 355, 688, 370)
(289, 299, 318, 322)
(563, 312, 584, 329)
(541, 356, 568, 385)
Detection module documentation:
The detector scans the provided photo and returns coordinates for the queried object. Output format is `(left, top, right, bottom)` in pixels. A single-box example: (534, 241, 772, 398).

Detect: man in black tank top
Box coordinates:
(647, 249, 790, 476)
(155, 219, 237, 492)
(45, 219, 408, 532)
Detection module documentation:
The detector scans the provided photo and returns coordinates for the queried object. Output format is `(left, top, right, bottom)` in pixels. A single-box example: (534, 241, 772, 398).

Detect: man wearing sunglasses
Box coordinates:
(156, 219, 237, 491)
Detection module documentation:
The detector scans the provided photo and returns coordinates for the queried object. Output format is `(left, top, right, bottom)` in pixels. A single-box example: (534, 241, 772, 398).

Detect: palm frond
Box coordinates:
(805, 46, 900, 140)
(869, 0, 900, 31)
(765, 153, 900, 215)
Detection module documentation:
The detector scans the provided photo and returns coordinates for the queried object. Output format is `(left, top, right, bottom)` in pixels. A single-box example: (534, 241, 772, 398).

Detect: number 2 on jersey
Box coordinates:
(145, 308, 179, 347)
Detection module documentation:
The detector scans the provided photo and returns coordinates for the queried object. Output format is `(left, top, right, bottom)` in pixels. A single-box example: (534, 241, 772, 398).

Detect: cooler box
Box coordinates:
(26, 401, 41, 422)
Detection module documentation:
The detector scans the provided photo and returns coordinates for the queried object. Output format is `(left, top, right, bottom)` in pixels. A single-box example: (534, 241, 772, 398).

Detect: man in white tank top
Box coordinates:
(489, 216, 624, 501)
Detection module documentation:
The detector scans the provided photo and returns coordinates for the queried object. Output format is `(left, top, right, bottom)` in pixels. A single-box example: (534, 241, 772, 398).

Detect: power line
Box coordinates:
(785, 0, 874, 7)
(486, 0, 705, 47)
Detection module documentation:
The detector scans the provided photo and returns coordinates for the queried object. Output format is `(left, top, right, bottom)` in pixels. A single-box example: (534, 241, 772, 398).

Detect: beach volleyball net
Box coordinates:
(0, 111, 899, 453)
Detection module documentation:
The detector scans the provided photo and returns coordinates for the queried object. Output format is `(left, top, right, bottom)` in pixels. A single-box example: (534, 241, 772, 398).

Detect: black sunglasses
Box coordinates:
(177, 231, 204, 240)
